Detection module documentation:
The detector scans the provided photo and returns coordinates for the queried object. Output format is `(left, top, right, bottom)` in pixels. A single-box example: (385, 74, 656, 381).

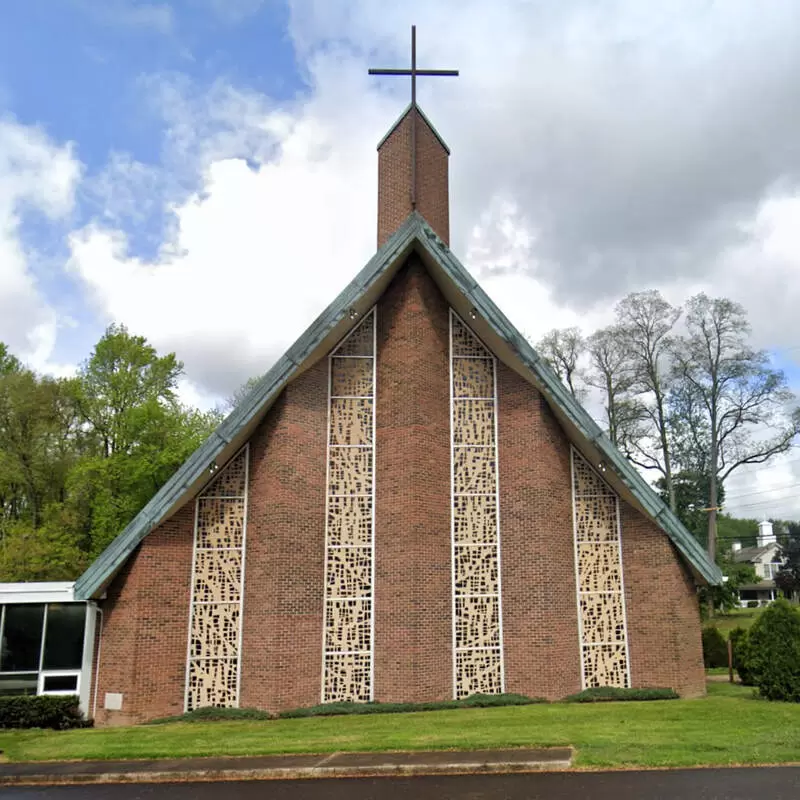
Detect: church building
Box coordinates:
(56, 56, 722, 725)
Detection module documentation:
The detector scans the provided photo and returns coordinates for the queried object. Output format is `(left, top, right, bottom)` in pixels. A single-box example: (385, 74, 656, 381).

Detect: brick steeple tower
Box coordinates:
(376, 106, 451, 247)
(369, 26, 458, 248)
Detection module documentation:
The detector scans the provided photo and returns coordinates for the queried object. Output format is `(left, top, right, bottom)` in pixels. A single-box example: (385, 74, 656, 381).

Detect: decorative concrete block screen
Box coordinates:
(186, 446, 249, 710)
(449, 311, 504, 698)
(571, 448, 630, 688)
(322, 309, 376, 702)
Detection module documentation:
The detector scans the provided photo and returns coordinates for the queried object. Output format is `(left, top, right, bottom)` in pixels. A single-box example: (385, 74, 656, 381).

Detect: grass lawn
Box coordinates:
(0, 683, 798, 769)
(712, 608, 765, 635)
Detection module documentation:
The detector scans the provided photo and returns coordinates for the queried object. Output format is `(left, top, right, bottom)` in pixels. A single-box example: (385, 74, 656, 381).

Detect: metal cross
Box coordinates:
(369, 25, 458, 208)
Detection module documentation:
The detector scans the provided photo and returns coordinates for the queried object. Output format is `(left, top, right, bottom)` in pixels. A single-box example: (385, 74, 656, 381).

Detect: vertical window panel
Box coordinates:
(571, 448, 630, 688)
(186, 446, 249, 710)
(1, 605, 45, 673)
(450, 312, 505, 698)
(322, 309, 376, 703)
(42, 604, 86, 671)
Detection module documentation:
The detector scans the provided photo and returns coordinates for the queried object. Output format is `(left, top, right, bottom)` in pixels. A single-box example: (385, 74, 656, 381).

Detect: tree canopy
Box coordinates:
(0, 326, 220, 580)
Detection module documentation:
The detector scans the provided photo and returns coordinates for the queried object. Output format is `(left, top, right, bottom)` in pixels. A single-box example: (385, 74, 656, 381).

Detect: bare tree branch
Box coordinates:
(673, 292, 800, 562)
(536, 327, 585, 399)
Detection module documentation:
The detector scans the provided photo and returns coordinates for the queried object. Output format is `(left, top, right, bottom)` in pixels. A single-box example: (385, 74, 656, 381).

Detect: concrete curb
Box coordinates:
(0, 749, 574, 786)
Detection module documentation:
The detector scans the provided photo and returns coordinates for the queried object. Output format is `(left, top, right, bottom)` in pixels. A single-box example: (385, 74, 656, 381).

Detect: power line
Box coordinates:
(724, 481, 800, 501)
(726, 496, 800, 511)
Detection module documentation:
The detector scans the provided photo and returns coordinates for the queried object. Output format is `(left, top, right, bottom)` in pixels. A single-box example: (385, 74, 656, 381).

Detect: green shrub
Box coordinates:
(747, 601, 759, 609)
(702, 626, 728, 668)
(147, 706, 273, 725)
(738, 599, 800, 702)
(562, 687, 678, 703)
(279, 693, 544, 719)
(0, 695, 88, 730)
(728, 626, 746, 669)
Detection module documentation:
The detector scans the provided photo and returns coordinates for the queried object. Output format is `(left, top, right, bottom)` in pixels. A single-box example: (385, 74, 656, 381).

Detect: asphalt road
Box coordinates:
(2, 768, 800, 800)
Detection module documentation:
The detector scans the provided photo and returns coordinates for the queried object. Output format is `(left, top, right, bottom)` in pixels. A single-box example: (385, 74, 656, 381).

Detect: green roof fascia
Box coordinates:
(376, 103, 451, 154)
(413, 222, 723, 586)
(73, 215, 424, 601)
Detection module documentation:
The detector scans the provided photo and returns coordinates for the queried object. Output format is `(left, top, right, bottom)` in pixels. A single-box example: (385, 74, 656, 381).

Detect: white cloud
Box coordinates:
(466, 197, 613, 342)
(69, 62, 397, 396)
(0, 118, 81, 370)
(724, 451, 800, 522)
(64, 0, 800, 516)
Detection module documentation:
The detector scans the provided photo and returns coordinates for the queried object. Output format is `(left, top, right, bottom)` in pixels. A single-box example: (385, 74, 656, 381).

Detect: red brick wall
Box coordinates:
(93, 259, 707, 724)
(239, 363, 328, 712)
(373, 257, 452, 702)
(378, 109, 450, 248)
(621, 502, 706, 697)
(496, 367, 583, 700)
(94, 503, 194, 726)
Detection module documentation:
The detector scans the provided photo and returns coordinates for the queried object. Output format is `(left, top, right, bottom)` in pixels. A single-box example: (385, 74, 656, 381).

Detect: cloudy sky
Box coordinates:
(2, 0, 800, 521)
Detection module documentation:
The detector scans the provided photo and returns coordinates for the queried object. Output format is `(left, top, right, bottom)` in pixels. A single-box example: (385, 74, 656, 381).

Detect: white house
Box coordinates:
(731, 521, 784, 608)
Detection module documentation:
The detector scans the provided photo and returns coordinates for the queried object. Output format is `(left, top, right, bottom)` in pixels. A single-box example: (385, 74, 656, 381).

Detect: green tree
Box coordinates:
(737, 599, 800, 702)
(775, 534, 800, 600)
(657, 469, 723, 540)
(0, 343, 22, 376)
(0, 515, 87, 581)
(0, 370, 81, 530)
(76, 324, 183, 458)
(717, 515, 760, 551)
(699, 560, 757, 615)
(71, 326, 220, 556)
(0, 333, 221, 578)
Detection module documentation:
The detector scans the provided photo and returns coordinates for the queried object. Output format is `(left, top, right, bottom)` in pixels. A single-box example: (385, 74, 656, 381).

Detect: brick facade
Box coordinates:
(378, 108, 450, 248)
(93, 504, 194, 726)
(496, 366, 583, 700)
(374, 258, 452, 702)
(94, 256, 705, 723)
(621, 502, 706, 697)
(239, 362, 329, 712)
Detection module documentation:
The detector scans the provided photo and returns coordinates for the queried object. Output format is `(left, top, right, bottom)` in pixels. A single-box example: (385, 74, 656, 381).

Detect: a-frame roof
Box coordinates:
(74, 213, 723, 599)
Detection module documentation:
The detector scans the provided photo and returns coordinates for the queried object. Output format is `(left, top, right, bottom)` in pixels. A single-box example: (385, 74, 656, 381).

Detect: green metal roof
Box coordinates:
(74, 212, 721, 600)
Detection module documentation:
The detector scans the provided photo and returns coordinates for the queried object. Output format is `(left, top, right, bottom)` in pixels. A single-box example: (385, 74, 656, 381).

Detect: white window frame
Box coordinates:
(38, 670, 81, 696)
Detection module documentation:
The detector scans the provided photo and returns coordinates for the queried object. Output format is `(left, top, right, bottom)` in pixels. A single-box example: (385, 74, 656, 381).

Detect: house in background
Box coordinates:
(731, 521, 784, 607)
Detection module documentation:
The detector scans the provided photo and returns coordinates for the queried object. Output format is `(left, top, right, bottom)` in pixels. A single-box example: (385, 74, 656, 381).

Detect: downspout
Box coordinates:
(91, 606, 104, 721)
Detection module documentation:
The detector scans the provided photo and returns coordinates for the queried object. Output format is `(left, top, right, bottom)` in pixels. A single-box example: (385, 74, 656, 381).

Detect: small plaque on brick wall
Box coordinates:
(104, 692, 123, 711)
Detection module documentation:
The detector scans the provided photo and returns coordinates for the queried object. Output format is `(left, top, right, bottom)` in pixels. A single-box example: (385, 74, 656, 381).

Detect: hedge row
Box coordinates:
(147, 706, 273, 725)
(562, 687, 679, 703)
(151, 689, 680, 724)
(0, 695, 88, 730)
(278, 693, 544, 719)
